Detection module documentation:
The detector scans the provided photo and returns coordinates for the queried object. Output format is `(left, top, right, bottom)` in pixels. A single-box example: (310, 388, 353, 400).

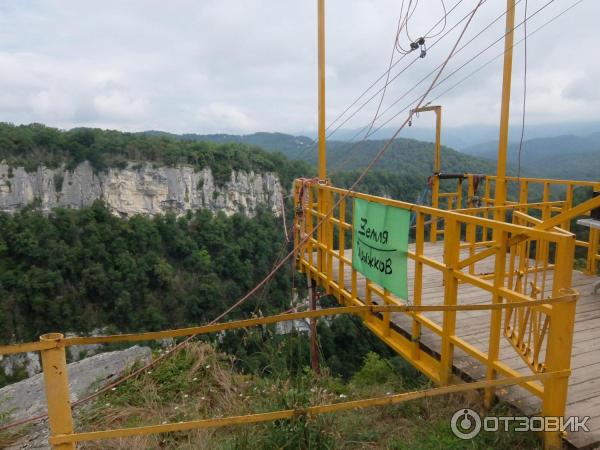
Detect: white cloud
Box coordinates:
(196, 102, 257, 133)
(93, 93, 149, 120)
(0, 0, 597, 134)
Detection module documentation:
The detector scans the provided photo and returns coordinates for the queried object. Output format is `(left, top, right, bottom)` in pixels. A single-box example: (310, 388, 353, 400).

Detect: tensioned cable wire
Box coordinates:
(324, 1, 464, 137)
(328, 0, 554, 176)
(366, 0, 449, 140)
(326, 0, 582, 185)
(428, 0, 449, 38)
(327, 0, 490, 143)
(395, 0, 419, 55)
(326, 0, 518, 174)
(517, 0, 528, 180)
(358, 0, 541, 138)
(6, 0, 585, 433)
(0, 0, 485, 433)
(327, 0, 464, 132)
(428, 1, 583, 113)
(365, 0, 415, 139)
(289, 0, 466, 164)
(369, 0, 574, 141)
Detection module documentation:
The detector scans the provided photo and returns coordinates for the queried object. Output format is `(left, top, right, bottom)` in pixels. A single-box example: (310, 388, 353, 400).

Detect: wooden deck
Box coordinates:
(335, 242, 600, 449)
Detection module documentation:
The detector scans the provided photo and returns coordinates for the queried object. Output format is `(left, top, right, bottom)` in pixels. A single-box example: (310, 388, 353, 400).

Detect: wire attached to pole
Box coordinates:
(517, 0, 528, 181)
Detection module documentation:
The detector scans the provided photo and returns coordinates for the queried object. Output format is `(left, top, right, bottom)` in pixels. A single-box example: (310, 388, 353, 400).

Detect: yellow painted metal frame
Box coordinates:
(0, 299, 577, 449)
(439, 174, 600, 275)
(293, 180, 582, 450)
(47, 371, 565, 446)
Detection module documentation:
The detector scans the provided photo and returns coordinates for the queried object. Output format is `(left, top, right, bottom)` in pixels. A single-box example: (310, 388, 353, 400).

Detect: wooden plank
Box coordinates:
(322, 242, 600, 449)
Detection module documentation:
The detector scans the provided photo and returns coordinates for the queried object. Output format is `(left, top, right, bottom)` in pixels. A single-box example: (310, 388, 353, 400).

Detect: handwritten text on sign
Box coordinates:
(352, 198, 409, 300)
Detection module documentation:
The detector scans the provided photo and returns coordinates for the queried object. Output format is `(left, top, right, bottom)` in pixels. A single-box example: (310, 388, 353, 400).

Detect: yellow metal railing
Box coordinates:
(1, 178, 595, 450)
(0, 303, 574, 449)
(432, 174, 600, 274)
(293, 179, 582, 450)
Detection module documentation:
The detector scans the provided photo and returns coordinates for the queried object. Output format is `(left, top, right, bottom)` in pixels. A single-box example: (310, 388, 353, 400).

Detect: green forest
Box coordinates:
(0, 123, 310, 187)
(0, 202, 293, 343)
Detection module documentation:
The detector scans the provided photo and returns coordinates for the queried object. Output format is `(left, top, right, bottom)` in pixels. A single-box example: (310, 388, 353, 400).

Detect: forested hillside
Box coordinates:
(463, 132, 600, 180)
(143, 129, 498, 181)
(0, 203, 292, 344)
(143, 130, 315, 161)
(315, 138, 496, 175)
(0, 123, 310, 188)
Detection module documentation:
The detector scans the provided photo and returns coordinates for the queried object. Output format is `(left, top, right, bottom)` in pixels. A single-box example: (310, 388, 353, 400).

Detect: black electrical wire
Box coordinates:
(327, 0, 492, 143)
(290, 0, 466, 167)
(329, 0, 575, 176)
(378, 0, 584, 138)
(517, 0, 528, 181)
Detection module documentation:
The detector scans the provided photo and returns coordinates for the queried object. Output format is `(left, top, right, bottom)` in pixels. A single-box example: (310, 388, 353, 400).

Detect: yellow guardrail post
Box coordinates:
(588, 228, 599, 275)
(439, 217, 460, 385)
(519, 180, 528, 214)
(40, 333, 75, 450)
(484, 230, 508, 409)
(412, 212, 424, 360)
(430, 176, 440, 243)
(542, 236, 576, 450)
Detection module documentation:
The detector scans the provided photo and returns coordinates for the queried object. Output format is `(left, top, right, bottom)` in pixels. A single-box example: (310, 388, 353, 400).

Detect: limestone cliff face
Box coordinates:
(0, 162, 283, 217)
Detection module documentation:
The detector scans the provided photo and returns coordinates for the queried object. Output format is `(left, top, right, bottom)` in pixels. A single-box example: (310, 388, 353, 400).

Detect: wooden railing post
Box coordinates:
(542, 235, 576, 450)
(440, 217, 460, 385)
(40, 333, 75, 450)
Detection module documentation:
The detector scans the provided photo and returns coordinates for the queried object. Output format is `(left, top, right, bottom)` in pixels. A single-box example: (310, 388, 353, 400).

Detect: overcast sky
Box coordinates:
(0, 0, 597, 136)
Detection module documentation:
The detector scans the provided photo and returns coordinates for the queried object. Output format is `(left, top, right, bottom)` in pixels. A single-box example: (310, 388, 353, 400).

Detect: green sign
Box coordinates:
(352, 198, 410, 300)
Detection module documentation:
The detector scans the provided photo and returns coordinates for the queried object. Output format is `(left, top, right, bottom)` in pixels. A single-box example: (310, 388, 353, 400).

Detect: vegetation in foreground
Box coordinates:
(74, 341, 540, 450)
(2, 338, 536, 450)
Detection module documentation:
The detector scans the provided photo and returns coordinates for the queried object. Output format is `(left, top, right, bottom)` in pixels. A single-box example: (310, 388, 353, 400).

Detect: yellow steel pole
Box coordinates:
(588, 228, 599, 275)
(484, 230, 508, 408)
(40, 333, 75, 450)
(494, 0, 516, 218)
(316, 0, 327, 275)
(439, 217, 460, 385)
(412, 105, 442, 243)
(432, 107, 441, 242)
(318, 0, 326, 181)
(485, 3, 516, 403)
(542, 238, 576, 450)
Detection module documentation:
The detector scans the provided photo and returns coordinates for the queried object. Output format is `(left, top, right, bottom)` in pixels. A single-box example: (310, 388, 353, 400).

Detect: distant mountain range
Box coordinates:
(142, 130, 497, 176)
(141, 127, 600, 183)
(305, 121, 600, 151)
(462, 132, 600, 180)
(143, 130, 315, 161)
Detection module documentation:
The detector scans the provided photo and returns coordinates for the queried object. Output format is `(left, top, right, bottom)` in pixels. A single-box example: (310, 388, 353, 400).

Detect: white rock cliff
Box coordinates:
(0, 162, 283, 217)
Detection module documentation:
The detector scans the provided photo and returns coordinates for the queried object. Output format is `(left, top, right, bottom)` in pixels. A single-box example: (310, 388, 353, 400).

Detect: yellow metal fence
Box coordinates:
(433, 174, 600, 274)
(0, 304, 573, 449)
(0, 177, 594, 450)
(293, 179, 581, 449)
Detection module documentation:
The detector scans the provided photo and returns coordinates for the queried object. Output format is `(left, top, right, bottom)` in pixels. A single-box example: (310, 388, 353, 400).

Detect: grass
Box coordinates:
(0, 400, 31, 449)
(73, 345, 542, 450)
